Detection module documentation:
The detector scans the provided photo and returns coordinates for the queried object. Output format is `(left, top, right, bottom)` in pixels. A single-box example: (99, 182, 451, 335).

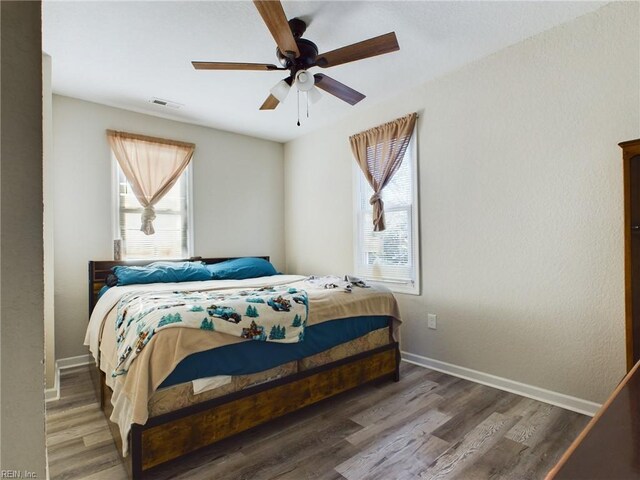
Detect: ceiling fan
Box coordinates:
(192, 0, 400, 111)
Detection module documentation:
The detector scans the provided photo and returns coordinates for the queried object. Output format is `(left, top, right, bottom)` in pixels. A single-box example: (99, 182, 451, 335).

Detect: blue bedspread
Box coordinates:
(159, 315, 390, 388)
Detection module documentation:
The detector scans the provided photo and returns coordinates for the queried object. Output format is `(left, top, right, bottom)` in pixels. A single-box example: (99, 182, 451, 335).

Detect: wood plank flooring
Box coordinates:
(46, 362, 589, 480)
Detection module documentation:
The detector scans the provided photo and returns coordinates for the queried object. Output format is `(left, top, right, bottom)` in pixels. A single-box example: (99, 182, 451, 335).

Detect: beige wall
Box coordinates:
(52, 96, 284, 360)
(284, 2, 640, 403)
(0, 1, 47, 475)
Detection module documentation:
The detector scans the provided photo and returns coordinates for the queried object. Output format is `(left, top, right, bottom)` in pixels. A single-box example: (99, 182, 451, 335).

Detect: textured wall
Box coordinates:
(0, 1, 47, 474)
(284, 2, 640, 403)
(52, 96, 284, 359)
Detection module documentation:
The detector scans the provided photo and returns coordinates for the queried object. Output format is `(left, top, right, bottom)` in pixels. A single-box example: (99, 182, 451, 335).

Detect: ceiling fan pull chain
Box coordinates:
(306, 92, 310, 118)
(297, 89, 301, 126)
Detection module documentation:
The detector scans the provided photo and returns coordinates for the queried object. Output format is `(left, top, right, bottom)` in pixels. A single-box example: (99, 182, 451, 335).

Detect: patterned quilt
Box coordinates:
(114, 285, 308, 377)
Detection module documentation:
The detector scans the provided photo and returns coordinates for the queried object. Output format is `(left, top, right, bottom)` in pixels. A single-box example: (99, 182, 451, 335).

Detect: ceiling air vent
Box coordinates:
(148, 98, 183, 109)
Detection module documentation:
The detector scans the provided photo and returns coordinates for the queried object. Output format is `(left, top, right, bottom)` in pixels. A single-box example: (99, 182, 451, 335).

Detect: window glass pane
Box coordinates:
(122, 213, 184, 259)
(355, 133, 417, 290)
(117, 165, 189, 260)
(362, 209, 410, 268)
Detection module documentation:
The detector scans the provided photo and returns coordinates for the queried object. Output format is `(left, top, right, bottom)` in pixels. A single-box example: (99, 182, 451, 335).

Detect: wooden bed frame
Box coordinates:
(88, 257, 400, 479)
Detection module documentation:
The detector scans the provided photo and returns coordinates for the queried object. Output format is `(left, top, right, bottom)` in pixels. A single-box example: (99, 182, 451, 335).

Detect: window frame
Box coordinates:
(111, 156, 194, 260)
(352, 130, 420, 295)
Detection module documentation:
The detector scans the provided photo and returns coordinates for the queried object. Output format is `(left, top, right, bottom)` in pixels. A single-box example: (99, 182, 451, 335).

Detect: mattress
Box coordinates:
(159, 315, 391, 388)
(148, 327, 390, 417)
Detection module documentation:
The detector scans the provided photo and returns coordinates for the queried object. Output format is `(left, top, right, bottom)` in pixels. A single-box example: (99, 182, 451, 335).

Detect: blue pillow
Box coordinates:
(206, 257, 277, 280)
(113, 261, 211, 286)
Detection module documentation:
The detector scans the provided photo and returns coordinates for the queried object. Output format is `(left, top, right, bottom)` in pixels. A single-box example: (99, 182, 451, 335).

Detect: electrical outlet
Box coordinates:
(427, 313, 437, 330)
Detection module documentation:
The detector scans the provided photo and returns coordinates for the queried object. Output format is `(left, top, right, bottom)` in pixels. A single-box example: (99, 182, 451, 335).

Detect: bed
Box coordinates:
(87, 256, 401, 479)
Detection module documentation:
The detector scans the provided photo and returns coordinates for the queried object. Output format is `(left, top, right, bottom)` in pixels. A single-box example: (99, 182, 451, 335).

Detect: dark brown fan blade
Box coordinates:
(192, 62, 280, 71)
(316, 32, 399, 68)
(260, 94, 280, 110)
(253, 1, 300, 58)
(314, 74, 365, 105)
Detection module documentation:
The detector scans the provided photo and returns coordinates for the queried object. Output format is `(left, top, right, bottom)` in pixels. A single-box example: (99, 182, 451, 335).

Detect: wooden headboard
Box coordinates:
(88, 256, 270, 316)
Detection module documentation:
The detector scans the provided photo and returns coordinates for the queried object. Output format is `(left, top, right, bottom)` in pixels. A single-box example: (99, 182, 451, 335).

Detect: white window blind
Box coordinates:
(355, 134, 419, 294)
(115, 164, 191, 260)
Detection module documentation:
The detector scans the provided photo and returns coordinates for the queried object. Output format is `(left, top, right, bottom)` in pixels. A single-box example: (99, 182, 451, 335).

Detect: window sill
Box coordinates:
(362, 278, 420, 296)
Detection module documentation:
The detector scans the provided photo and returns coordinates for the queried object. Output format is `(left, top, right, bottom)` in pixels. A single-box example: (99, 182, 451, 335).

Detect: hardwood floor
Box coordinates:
(46, 362, 588, 480)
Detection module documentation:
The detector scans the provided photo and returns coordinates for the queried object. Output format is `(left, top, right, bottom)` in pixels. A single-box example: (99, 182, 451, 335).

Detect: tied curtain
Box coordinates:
(107, 130, 195, 235)
(349, 112, 417, 232)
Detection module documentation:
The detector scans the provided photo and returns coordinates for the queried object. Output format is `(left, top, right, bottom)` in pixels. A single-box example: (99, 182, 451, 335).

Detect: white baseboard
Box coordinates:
(45, 354, 94, 403)
(401, 351, 601, 417)
(44, 367, 60, 402)
(45, 350, 602, 416)
(56, 353, 93, 370)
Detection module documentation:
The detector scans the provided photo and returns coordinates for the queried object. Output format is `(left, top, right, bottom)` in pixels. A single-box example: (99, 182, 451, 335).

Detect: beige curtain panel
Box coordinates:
(107, 130, 195, 235)
(350, 112, 417, 232)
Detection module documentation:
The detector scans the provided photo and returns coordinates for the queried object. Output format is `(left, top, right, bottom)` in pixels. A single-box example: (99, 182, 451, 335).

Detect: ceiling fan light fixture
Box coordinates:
(295, 70, 315, 92)
(307, 86, 322, 104)
(270, 79, 291, 102)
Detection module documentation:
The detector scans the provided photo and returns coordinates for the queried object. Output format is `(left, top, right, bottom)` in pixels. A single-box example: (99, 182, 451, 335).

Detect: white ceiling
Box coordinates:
(43, 1, 606, 143)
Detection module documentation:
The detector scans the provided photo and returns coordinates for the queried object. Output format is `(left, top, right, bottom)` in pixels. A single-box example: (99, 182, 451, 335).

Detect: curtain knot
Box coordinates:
(141, 205, 156, 236)
(369, 193, 385, 232)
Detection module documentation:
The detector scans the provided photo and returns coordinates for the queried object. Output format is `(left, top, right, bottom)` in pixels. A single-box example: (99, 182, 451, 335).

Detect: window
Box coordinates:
(354, 132, 419, 294)
(114, 161, 192, 260)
